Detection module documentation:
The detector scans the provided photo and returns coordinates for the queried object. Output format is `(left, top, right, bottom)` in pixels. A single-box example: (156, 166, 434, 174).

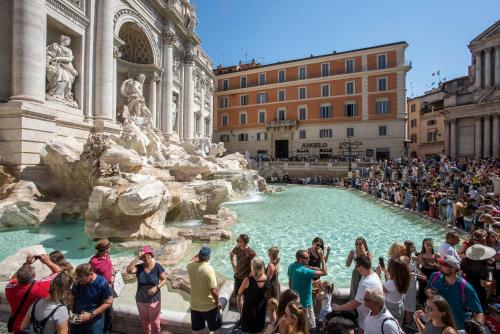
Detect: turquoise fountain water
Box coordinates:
(0, 186, 449, 287)
(206, 185, 449, 287)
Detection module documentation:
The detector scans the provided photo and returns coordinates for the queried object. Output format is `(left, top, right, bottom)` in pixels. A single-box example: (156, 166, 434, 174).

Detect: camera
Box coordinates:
(34, 255, 42, 260)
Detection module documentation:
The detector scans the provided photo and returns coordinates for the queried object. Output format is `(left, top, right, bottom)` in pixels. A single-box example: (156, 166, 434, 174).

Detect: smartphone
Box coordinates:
(378, 256, 385, 268)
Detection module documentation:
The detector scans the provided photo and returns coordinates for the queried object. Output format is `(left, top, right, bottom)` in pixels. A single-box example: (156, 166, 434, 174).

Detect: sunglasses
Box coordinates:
(302, 256, 310, 260)
(425, 306, 434, 313)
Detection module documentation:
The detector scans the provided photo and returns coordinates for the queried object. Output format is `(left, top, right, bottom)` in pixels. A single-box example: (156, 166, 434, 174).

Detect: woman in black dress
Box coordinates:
(237, 257, 270, 333)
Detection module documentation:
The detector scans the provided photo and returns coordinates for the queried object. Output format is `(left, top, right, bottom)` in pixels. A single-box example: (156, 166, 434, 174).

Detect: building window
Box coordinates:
(321, 63, 330, 77)
(240, 95, 248, 106)
(277, 109, 286, 121)
(321, 84, 330, 97)
(258, 111, 266, 124)
(257, 132, 268, 141)
(320, 105, 332, 118)
(299, 87, 306, 99)
(346, 81, 355, 95)
(377, 54, 387, 69)
(259, 73, 266, 85)
(257, 92, 268, 104)
(376, 100, 390, 114)
(298, 107, 307, 120)
(410, 104, 416, 113)
(222, 79, 229, 91)
(220, 97, 228, 108)
(427, 131, 437, 142)
(410, 119, 417, 128)
(379, 126, 387, 136)
(346, 59, 355, 73)
(278, 70, 285, 83)
(222, 114, 228, 126)
(220, 135, 230, 142)
(299, 130, 306, 139)
(238, 133, 248, 141)
(410, 134, 417, 143)
(347, 127, 354, 137)
(344, 103, 358, 117)
(240, 113, 247, 125)
(240, 76, 247, 88)
(278, 89, 285, 102)
(319, 129, 333, 138)
(377, 77, 387, 91)
(427, 119, 436, 126)
(299, 66, 307, 80)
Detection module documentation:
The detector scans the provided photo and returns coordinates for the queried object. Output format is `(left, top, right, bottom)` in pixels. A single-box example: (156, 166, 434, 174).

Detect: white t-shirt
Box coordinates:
(383, 279, 403, 304)
(27, 298, 69, 334)
(364, 308, 400, 334)
(438, 242, 460, 262)
(355, 272, 383, 330)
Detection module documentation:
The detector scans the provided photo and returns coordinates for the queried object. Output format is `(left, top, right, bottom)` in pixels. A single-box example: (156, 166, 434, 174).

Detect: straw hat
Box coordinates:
(465, 244, 496, 261)
(95, 238, 111, 252)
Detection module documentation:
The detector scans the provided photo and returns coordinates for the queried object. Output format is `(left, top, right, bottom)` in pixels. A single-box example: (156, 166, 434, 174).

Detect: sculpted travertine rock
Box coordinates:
(0, 245, 52, 282)
(100, 144, 145, 173)
(117, 180, 167, 216)
(155, 238, 192, 265)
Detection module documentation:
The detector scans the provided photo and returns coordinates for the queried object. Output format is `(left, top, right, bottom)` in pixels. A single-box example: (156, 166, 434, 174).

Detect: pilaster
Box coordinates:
(475, 117, 482, 158)
(161, 30, 176, 135)
(183, 45, 195, 140)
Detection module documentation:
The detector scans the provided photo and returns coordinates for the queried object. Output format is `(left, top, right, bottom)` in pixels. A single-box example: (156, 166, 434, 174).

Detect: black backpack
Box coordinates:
(30, 299, 66, 334)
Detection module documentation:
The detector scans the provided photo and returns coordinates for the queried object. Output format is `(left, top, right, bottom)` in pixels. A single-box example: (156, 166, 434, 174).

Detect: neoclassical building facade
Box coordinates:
(442, 20, 500, 159)
(0, 0, 215, 178)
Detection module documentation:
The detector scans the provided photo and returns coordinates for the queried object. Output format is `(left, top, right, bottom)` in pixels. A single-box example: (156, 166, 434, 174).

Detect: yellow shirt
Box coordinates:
(187, 261, 217, 312)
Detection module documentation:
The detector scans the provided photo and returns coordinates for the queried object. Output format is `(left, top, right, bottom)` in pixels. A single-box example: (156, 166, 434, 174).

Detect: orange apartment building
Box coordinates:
(213, 42, 411, 160)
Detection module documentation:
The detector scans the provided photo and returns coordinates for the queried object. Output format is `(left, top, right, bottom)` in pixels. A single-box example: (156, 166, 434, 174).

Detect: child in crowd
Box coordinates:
(317, 282, 333, 328)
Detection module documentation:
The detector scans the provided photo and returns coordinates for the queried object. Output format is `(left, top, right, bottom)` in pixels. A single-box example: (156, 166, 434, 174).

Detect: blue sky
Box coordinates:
(192, 0, 499, 97)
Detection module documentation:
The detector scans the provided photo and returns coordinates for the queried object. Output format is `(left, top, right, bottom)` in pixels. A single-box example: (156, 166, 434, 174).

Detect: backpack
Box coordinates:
(430, 272, 467, 304)
(30, 299, 66, 334)
(381, 317, 405, 334)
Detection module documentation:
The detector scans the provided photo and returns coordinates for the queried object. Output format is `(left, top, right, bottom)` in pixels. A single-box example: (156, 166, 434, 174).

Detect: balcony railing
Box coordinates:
(265, 120, 297, 129)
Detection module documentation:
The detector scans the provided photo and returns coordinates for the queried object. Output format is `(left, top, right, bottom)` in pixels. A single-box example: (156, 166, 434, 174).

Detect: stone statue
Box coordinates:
(46, 35, 78, 107)
(120, 74, 152, 119)
(171, 95, 178, 133)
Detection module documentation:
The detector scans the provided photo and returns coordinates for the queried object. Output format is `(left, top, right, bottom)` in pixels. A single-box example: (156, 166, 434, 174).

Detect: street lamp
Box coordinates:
(339, 136, 363, 183)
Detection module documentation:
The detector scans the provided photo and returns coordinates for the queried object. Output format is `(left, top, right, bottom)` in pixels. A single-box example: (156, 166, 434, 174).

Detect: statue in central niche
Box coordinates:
(120, 73, 152, 119)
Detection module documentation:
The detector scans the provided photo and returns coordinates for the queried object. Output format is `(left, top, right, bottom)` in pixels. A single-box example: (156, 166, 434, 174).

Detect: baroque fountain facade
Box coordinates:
(0, 0, 266, 242)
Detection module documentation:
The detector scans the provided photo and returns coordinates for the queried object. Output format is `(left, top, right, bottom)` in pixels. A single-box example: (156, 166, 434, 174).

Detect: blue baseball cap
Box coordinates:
(199, 246, 211, 258)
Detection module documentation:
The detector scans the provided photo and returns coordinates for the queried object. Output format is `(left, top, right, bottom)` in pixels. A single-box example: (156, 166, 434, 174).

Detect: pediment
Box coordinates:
(470, 20, 500, 44)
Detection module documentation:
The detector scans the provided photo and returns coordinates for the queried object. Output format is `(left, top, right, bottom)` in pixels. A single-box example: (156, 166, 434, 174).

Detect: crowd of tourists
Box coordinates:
(4, 154, 500, 334)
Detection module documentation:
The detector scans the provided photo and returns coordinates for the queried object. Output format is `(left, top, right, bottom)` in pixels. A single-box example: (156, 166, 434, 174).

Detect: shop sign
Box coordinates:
(301, 142, 328, 148)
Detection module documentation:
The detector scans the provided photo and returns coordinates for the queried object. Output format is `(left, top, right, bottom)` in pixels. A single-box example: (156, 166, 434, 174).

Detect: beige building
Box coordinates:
(442, 20, 500, 159)
(407, 88, 447, 158)
(213, 42, 411, 161)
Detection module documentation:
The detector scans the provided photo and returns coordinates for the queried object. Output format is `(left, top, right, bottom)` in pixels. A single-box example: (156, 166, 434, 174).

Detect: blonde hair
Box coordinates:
(268, 246, 280, 265)
(286, 301, 309, 334)
(251, 257, 266, 278)
(364, 288, 385, 305)
(388, 242, 406, 259)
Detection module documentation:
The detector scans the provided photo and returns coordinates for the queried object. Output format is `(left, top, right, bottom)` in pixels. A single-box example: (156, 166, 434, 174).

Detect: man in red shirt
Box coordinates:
(5, 254, 61, 334)
(89, 238, 115, 334)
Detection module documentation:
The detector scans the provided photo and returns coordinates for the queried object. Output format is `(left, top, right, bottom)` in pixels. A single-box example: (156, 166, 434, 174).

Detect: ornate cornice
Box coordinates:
(46, 0, 89, 28)
(114, 8, 148, 29)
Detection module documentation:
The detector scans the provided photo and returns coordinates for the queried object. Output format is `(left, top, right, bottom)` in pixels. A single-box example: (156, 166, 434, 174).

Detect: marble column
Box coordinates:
(178, 64, 185, 139)
(484, 48, 492, 87)
(94, 0, 114, 121)
(183, 46, 195, 140)
(10, 0, 46, 103)
(493, 114, 500, 158)
(450, 119, 457, 159)
(112, 47, 122, 120)
(161, 30, 175, 134)
(200, 80, 206, 137)
(495, 46, 500, 86)
(484, 115, 491, 158)
(475, 117, 482, 158)
(149, 73, 159, 128)
(475, 51, 482, 89)
(444, 120, 450, 156)
(208, 85, 214, 139)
